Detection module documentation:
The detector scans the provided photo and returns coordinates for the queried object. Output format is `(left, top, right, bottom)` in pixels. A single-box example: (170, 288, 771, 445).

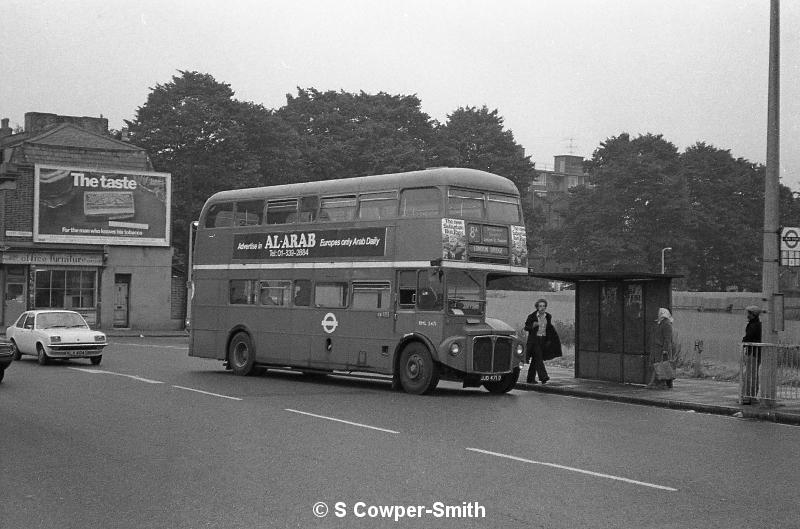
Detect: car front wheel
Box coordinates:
(10, 341, 21, 361)
(90, 355, 102, 366)
(37, 344, 50, 366)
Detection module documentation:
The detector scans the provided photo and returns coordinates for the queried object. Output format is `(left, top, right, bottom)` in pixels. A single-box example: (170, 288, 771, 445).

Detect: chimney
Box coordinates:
(0, 118, 11, 139)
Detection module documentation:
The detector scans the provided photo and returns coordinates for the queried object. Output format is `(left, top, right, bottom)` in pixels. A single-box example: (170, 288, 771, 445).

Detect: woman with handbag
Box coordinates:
(647, 307, 676, 389)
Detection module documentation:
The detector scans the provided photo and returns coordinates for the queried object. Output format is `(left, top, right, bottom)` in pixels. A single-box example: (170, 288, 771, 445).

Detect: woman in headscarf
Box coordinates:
(647, 307, 675, 388)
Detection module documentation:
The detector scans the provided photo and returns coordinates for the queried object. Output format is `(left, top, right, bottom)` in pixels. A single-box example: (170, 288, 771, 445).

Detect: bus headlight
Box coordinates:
(50, 335, 61, 344)
(448, 342, 462, 356)
(515, 343, 524, 357)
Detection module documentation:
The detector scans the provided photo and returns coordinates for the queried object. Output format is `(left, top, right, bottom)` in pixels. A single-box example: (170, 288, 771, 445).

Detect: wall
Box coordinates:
(100, 246, 182, 330)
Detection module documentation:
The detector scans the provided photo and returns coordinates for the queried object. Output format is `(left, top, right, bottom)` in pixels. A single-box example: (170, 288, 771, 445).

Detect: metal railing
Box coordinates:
(740, 343, 800, 405)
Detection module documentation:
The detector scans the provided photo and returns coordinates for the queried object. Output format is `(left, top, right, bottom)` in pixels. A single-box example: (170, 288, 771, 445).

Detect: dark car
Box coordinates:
(0, 339, 13, 383)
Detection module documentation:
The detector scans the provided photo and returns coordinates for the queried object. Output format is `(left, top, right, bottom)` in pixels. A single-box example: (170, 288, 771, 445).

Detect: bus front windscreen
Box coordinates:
(446, 270, 485, 316)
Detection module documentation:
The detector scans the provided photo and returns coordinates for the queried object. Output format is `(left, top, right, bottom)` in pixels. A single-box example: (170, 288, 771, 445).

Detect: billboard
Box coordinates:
(34, 165, 171, 246)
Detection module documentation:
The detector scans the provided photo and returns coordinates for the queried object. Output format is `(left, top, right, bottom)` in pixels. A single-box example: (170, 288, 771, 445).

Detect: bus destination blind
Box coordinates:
(233, 227, 386, 260)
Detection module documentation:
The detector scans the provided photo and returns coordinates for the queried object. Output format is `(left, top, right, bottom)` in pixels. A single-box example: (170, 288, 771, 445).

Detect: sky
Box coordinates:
(3, 0, 799, 187)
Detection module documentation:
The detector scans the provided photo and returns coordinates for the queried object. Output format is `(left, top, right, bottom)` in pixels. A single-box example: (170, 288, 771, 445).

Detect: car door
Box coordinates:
(14, 313, 36, 354)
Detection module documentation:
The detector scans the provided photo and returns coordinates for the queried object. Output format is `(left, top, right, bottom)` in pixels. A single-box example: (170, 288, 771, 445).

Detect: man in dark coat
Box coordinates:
(741, 305, 762, 404)
(524, 298, 562, 384)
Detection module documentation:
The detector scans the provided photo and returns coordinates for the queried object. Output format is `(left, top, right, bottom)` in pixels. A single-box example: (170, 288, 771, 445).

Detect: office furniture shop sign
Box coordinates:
(34, 165, 171, 246)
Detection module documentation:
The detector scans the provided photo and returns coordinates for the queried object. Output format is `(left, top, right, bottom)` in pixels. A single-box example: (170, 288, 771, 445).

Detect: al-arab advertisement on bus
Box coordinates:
(233, 228, 386, 260)
(34, 165, 171, 246)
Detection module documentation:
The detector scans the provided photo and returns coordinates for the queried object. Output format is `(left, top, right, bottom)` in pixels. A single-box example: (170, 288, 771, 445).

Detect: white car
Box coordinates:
(7, 310, 107, 365)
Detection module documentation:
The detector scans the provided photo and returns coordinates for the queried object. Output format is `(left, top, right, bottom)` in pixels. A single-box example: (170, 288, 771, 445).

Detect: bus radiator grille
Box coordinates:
(472, 337, 513, 373)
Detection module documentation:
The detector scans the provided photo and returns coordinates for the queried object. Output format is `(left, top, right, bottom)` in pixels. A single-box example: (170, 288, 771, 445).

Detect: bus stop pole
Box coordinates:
(761, 0, 780, 406)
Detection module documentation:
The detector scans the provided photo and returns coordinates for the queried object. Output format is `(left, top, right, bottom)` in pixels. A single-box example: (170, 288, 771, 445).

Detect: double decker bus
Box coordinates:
(188, 167, 529, 394)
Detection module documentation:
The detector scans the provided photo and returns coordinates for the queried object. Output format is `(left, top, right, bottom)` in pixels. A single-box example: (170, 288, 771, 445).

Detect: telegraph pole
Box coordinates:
(763, 0, 780, 340)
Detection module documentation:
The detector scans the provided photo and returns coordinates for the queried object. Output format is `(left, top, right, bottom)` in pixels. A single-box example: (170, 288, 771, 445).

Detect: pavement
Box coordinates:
(517, 363, 800, 426)
(104, 329, 800, 426)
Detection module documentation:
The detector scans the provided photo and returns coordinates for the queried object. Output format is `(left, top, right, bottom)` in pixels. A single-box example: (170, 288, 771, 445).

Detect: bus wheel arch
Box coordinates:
(394, 339, 440, 395)
(227, 329, 258, 376)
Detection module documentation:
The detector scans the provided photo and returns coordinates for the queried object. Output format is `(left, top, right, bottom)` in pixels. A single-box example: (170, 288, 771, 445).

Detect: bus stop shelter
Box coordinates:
(529, 272, 679, 384)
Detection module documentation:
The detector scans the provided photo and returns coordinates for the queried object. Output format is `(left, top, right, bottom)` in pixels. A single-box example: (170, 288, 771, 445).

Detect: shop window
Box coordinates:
(34, 270, 96, 309)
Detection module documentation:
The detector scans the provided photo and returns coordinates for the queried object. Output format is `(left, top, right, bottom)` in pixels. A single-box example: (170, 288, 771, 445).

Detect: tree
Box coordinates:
(679, 143, 764, 291)
(125, 71, 262, 263)
(547, 133, 686, 272)
(276, 88, 437, 180)
(434, 106, 535, 192)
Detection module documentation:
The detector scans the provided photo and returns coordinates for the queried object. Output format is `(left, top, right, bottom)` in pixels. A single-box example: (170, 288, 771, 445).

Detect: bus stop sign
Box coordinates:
(781, 227, 800, 266)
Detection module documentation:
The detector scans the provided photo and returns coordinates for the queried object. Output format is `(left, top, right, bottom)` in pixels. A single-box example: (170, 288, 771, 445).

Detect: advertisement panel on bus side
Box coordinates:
(33, 164, 171, 246)
(233, 227, 386, 260)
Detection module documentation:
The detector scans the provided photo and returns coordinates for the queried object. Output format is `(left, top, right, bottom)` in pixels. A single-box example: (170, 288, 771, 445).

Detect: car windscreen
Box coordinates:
(37, 312, 88, 329)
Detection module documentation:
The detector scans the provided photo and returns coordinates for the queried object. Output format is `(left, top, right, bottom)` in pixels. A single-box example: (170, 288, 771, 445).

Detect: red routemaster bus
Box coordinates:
(188, 168, 529, 394)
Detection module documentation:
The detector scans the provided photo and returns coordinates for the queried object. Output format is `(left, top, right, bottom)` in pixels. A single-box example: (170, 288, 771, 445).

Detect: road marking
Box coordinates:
(285, 408, 399, 434)
(69, 367, 163, 384)
(465, 447, 678, 492)
(172, 385, 242, 401)
(108, 342, 188, 350)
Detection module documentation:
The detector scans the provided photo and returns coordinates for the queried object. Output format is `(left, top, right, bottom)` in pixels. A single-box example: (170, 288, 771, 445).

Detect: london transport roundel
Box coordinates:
(321, 312, 338, 334)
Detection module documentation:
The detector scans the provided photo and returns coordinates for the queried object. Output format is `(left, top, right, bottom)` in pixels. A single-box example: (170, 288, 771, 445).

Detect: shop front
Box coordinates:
(1, 249, 104, 327)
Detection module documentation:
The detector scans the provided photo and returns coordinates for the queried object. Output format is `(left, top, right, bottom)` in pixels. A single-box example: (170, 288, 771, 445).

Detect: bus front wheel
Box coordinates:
(398, 343, 439, 395)
(483, 367, 519, 394)
(228, 332, 257, 376)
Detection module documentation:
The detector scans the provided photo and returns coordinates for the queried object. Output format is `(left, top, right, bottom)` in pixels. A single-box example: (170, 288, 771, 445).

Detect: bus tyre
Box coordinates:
(483, 367, 520, 394)
(398, 343, 439, 395)
(228, 332, 257, 376)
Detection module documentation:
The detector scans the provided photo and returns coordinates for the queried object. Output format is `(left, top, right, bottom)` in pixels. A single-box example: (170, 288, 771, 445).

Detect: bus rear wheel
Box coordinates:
(483, 367, 519, 394)
(398, 343, 439, 395)
(228, 332, 257, 376)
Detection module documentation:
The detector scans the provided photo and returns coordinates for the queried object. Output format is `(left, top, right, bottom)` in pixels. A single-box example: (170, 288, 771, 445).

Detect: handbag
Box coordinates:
(653, 353, 675, 381)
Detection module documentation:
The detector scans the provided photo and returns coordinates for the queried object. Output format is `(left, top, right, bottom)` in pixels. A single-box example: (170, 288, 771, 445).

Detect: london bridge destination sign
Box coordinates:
(233, 228, 386, 260)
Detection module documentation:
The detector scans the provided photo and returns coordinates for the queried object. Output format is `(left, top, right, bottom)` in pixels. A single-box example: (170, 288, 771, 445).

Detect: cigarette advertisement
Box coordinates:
(34, 165, 171, 246)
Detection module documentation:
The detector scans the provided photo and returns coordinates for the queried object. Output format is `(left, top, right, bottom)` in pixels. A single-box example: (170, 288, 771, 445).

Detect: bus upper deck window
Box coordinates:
(266, 199, 298, 225)
(400, 188, 441, 218)
(234, 200, 264, 226)
(319, 195, 357, 222)
(487, 194, 521, 223)
(358, 191, 398, 220)
(205, 202, 234, 228)
(448, 189, 484, 219)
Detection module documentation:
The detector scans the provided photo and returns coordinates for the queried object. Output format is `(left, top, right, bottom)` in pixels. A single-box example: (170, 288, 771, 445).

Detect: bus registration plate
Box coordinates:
(480, 374, 503, 382)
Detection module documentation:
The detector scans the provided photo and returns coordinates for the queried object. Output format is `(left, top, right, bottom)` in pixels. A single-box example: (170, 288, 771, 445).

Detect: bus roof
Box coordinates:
(205, 167, 519, 203)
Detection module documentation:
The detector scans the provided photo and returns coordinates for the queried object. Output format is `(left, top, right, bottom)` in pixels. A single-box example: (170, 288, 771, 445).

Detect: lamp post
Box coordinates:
(661, 247, 672, 274)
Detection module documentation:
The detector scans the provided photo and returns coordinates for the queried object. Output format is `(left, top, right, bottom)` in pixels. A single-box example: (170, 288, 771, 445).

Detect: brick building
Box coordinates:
(0, 112, 180, 330)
